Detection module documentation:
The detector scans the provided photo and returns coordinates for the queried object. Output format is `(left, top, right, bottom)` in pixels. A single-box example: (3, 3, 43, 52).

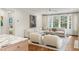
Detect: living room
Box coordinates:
(0, 0, 79, 59)
(26, 8, 79, 51)
(0, 8, 79, 51)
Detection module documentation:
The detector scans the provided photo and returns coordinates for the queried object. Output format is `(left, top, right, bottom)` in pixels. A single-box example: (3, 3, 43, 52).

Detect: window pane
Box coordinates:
(69, 16, 72, 29)
(53, 16, 59, 28)
(61, 16, 67, 28)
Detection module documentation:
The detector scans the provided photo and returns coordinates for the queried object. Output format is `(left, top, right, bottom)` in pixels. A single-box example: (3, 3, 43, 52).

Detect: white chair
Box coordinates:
(30, 33, 42, 44)
(42, 34, 63, 49)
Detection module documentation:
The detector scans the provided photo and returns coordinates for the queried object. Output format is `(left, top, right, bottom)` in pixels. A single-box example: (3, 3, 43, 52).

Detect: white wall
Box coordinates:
(11, 10, 30, 37)
(71, 13, 79, 35)
(25, 14, 42, 36)
(42, 15, 48, 30)
(76, 13, 79, 33)
(10, 10, 43, 37)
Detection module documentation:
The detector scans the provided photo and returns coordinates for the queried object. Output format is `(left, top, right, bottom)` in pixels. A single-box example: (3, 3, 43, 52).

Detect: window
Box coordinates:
(60, 16, 67, 28)
(53, 16, 59, 28)
(69, 16, 72, 29)
(43, 14, 72, 30)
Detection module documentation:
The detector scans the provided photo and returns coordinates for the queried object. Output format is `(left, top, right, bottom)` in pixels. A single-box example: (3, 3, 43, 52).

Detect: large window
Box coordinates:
(47, 14, 72, 29)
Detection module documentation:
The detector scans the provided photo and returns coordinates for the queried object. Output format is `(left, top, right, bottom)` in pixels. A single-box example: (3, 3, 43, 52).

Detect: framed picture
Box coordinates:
(30, 15, 36, 28)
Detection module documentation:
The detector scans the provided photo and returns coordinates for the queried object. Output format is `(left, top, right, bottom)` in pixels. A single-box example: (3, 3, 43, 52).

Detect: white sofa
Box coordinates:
(29, 32, 64, 50)
(42, 34, 63, 49)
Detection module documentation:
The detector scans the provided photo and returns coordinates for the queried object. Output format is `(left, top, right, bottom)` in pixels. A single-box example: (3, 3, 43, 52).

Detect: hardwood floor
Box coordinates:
(65, 36, 79, 51)
(28, 43, 55, 51)
(28, 36, 79, 51)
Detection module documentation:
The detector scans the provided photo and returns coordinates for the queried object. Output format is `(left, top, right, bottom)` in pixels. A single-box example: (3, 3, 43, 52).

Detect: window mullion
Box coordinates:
(59, 16, 61, 28)
(67, 16, 69, 29)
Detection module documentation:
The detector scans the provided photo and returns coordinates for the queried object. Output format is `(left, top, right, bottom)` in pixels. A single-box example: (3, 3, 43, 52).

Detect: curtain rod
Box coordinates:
(42, 11, 79, 16)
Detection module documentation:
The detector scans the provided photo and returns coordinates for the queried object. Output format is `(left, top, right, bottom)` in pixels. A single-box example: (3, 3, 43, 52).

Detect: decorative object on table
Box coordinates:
(9, 25, 14, 34)
(30, 15, 36, 28)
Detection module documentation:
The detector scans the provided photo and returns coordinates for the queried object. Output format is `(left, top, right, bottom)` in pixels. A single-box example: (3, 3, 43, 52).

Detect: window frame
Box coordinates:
(47, 14, 72, 29)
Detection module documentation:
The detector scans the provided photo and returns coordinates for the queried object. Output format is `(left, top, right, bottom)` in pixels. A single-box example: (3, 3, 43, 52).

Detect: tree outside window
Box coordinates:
(61, 16, 67, 28)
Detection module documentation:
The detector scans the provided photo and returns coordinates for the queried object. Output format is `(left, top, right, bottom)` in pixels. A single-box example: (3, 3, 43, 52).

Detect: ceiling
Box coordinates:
(1, 8, 79, 14)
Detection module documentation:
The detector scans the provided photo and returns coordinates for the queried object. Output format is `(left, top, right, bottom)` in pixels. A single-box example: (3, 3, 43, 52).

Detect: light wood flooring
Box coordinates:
(65, 35, 79, 51)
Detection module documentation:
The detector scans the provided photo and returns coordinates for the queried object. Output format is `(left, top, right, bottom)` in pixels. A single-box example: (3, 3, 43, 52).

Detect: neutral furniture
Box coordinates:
(42, 34, 63, 49)
(0, 34, 28, 51)
(30, 33, 42, 44)
(44, 28, 66, 37)
(0, 40, 28, 51)
(29, 33, 64, 51)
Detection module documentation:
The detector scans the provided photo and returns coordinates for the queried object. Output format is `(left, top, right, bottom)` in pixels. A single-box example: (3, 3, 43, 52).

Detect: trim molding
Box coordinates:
(42, 11, 79, 16)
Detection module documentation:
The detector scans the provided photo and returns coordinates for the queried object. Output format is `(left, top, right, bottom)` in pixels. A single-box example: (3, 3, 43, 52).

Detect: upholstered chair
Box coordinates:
(30, 33, 42, 44)
(42, 34, 63, 49)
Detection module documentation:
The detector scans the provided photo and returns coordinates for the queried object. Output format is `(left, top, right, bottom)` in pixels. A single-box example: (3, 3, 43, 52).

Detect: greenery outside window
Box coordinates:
(47, 14, 72, 29)
(69, 16, 72, 29)
(53, 16, 59, 28)
(61, 16, 67, 28)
